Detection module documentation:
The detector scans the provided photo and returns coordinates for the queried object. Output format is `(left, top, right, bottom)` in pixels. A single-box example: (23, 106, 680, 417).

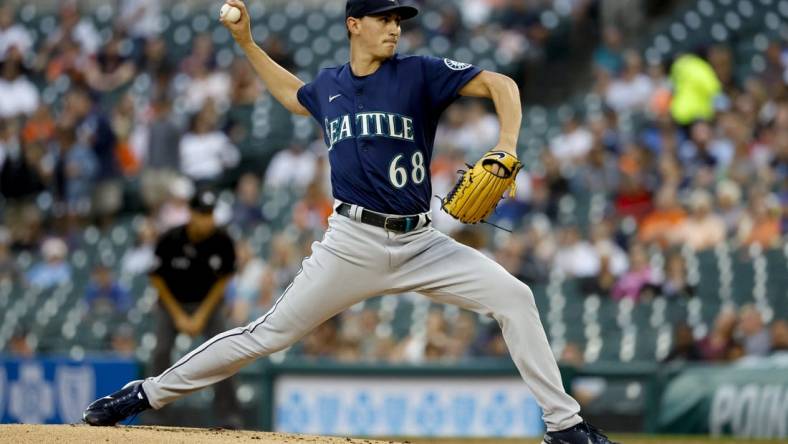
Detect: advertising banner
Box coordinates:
(0, 356, 138, 424)
(658, 357, 788, 439)
(274, 375, 544, 437)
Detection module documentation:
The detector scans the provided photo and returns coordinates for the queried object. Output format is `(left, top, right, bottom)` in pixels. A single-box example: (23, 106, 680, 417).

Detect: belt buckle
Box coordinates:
(383, 216, 400, 233)
(385, 216, 416, 233)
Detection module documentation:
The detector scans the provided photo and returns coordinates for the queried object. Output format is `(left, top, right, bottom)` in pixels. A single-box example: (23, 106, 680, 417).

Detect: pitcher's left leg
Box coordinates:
(393, 230, 582, 432)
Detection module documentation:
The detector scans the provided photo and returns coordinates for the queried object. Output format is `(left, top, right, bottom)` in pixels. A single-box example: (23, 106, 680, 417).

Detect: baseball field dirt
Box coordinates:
(0, 425, 782, 443)
(0, 425, 402, 443)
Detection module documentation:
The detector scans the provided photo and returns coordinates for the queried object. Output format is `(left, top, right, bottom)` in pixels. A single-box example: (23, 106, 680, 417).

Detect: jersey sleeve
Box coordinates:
(296, 81, 321, 120)
(217, 233, 237, 276)
(150, 233, 172, 277)
(421, 56, 483, 111)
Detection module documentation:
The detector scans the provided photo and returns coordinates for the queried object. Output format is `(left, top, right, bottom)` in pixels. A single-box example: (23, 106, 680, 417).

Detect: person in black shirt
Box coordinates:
(149, 189, 241, 427)
(662, 322, 703, 363)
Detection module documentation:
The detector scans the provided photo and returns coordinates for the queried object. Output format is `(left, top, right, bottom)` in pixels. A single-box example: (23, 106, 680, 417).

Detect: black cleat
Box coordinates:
(543, 421, 619, 444)
(82, 380, 151, 426)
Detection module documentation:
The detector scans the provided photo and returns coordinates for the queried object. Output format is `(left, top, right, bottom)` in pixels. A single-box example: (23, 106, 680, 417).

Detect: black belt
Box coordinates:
(336, 203, 430, 234)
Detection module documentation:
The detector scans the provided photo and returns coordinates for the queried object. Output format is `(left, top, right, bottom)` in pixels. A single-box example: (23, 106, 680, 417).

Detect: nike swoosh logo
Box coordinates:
(329, 94, 342, 102)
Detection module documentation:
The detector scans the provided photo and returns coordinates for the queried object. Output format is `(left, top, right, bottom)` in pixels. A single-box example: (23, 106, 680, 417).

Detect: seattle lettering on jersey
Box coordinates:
(324, 112, 415, 150)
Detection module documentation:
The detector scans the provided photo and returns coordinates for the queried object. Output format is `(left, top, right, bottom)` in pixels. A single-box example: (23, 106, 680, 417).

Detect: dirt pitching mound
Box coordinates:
(0, 424, 406, 444)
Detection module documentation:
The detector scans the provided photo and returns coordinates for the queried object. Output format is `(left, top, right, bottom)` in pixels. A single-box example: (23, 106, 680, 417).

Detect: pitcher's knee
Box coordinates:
(245, 322, 303, 357)
(495, 280, 537, 320)
(500, 276, 535, 303)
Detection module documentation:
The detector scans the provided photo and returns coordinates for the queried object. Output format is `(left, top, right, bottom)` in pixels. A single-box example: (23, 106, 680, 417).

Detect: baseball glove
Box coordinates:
(441, 151, 522, 224)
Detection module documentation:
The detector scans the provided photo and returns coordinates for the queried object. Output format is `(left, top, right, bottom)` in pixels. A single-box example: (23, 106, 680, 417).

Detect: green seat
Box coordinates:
(564, 318, 586, 349)
(363, 295, 382, 312)
(635, 326, 659, 361)
(562, 280, 584, 324)
(596, 297, 618, 326)
(731, 252, 755, 305)
(599, 329, 622, 361)
(664, 297, 688, 324)
(391, 299, 415, 339)
(765, 248, 787, 310)
(701, 297, 722, 324)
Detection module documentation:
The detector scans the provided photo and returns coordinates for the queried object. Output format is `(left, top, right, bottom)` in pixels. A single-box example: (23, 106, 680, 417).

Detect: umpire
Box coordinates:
(149, 189, 242, 427)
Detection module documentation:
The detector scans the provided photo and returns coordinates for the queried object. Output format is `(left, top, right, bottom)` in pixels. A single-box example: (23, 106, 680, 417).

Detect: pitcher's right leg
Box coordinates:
(140, 216, 388, 409)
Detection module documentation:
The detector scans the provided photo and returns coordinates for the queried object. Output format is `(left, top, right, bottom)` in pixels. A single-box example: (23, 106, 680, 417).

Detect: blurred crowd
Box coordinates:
(662, 305, 788, 364)
(0, 0, 786, 365)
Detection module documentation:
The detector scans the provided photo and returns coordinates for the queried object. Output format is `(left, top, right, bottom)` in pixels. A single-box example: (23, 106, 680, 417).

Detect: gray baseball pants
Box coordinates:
(142, 205, 582, 431)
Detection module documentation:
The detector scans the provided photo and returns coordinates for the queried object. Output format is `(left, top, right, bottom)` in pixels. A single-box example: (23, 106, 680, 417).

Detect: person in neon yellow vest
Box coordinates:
(670, 54, 722, 125)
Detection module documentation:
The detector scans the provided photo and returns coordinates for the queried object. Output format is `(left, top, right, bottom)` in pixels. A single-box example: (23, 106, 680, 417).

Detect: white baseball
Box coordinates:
(220, 4, 242, 23)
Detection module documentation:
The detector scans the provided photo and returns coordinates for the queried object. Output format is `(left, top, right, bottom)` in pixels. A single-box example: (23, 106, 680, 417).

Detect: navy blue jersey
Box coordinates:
(297, 54, 482, 215)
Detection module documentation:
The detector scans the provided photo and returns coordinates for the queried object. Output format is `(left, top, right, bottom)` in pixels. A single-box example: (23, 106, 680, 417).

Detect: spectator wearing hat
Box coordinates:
(148, 189, 241, 426)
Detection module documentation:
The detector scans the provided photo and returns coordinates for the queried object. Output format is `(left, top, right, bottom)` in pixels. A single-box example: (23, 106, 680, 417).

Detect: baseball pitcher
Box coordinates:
(84, 1, 616, 442)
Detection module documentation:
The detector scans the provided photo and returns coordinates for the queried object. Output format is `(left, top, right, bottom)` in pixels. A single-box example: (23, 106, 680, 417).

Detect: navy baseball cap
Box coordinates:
(346, 0, 419, 20)
(189, 189, 217, 213)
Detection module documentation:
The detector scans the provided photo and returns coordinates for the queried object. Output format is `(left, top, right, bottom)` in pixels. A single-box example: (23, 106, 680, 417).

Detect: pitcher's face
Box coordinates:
(349, 12, 402, 59)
